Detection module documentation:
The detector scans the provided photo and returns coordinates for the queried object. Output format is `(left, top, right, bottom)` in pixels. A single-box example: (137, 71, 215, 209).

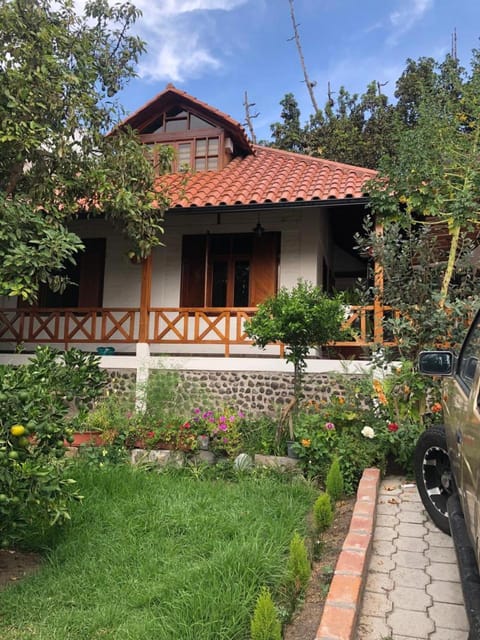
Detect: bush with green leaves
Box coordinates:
(250, 587, 282, 640)
(245, 280, 346, 402)
(0, 346, 107, 547)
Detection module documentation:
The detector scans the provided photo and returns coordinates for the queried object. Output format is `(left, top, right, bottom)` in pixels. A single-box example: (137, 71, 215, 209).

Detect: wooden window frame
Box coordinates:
(141, 129, 224, 172)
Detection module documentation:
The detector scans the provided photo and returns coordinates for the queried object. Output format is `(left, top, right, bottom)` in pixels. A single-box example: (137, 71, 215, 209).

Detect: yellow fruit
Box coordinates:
(10, 425, 26, 437)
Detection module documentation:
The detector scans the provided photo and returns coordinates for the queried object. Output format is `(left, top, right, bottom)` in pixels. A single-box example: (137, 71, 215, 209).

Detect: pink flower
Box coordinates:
(218, 424, 227, 431)
(324, 422, 335, 431)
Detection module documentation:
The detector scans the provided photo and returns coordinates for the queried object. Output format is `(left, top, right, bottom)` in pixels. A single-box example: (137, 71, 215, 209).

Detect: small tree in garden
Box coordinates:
(284, 531, 311, 610)
(245, 281, 345, 404)
(313, 492, 333, 534)
(250, 587, 282, 640)
(326, 456, 344, 503)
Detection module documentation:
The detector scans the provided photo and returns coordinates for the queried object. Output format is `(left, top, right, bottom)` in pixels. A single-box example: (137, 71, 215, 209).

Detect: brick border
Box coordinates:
(315, 467, 381, 640)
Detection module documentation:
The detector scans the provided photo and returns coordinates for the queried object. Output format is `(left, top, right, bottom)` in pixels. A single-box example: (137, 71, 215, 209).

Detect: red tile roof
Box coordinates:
(157, 145, 377, 209)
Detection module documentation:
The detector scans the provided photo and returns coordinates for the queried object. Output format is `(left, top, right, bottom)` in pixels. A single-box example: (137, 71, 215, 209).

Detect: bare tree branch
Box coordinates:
(288, 0, 319, 114)
(243, 90, 258, 143)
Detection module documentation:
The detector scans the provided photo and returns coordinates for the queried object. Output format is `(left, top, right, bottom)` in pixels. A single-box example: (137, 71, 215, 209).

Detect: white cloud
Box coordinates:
(72, 0, 249, 83)
(155, 0, 247, 15)
(131, 0, 249, 82)
(388, 0, 433, 44)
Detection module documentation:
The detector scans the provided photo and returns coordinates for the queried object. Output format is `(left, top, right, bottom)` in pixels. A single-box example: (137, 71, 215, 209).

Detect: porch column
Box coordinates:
(139, 254, 152, 343)
(373, 221, 384, 344)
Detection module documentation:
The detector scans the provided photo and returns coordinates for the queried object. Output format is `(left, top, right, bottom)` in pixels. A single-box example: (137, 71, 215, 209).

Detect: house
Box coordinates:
(0, 85, 391, 398)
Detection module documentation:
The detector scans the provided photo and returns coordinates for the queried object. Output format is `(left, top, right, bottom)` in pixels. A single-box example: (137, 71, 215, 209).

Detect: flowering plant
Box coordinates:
(125, 419, 198, 452)
(191, 407, 246, 457)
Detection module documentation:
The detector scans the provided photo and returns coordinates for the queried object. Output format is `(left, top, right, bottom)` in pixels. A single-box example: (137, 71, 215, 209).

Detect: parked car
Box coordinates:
(415, 311, 480, 638)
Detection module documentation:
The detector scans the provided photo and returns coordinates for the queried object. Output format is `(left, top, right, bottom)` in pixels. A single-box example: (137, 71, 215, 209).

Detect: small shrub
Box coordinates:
(326, 456, 344, 502)
(313, 492, 333, 534)
(285, 531, 311, 608)
(250, 587, 282, 640)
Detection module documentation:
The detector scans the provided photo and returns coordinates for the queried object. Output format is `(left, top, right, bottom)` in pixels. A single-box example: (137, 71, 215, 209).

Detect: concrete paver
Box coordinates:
(355, 477, 470, 640)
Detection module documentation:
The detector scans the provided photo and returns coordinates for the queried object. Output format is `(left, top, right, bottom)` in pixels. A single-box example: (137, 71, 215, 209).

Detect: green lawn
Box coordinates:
(0, 464, 317, 639)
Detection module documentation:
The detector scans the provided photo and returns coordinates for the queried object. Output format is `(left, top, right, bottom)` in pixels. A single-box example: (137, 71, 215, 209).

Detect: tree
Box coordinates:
(0, 0, 172, 302)
(367, 51, 480, 309)
(244, 281, 345, 403)
(270, 93, 306, 153)
(355, 217, 479, 360)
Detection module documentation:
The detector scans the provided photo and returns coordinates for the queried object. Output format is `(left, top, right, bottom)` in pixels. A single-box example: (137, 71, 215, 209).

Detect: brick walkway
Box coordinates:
(355, 476, 470, 640)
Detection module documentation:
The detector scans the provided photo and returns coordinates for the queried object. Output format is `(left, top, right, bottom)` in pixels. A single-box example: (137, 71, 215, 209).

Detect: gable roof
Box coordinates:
(157, 145, 377, 209)
(118, 83, 253, 154)
(120, 83, 377, 209)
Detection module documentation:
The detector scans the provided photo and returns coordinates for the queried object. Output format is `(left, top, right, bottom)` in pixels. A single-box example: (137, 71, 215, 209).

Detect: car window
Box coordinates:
(458, 314, 480, 394)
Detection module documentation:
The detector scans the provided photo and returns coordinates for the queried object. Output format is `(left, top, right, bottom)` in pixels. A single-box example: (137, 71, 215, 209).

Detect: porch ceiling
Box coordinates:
(157, 145, 377, 209)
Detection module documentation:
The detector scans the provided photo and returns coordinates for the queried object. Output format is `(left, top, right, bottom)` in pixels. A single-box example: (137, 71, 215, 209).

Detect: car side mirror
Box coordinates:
(418, 351, 454, 376)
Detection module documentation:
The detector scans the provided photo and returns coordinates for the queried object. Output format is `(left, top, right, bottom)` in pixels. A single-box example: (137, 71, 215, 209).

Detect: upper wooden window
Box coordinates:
(139, 106, 223, 172)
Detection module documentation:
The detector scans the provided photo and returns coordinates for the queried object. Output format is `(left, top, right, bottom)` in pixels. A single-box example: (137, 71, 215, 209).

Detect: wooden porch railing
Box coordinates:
(0, 305, 398, 356)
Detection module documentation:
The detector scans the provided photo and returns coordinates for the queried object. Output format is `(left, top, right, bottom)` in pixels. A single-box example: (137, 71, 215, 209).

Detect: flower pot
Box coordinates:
(287, 441, 299, 459)
(197, 434, 210, 450)
(68, 431, 103, 447)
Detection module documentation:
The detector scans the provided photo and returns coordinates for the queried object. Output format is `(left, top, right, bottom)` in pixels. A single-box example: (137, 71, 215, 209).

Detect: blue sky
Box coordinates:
(111, 0, 480, 142)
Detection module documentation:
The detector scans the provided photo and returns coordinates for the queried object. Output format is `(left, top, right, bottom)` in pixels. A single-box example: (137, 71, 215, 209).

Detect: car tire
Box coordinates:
(414, 425, 454, 535)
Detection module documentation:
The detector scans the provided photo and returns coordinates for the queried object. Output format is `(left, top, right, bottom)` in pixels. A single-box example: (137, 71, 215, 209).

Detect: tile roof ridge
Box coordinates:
(252, 144, 377, 174)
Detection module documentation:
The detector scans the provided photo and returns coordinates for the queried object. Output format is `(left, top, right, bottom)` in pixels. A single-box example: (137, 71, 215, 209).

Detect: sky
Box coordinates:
(110, 0, 480, 142)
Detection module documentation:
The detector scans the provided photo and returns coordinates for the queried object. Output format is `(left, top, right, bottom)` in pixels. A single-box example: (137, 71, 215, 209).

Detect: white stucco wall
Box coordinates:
(0, 207, 329, 312)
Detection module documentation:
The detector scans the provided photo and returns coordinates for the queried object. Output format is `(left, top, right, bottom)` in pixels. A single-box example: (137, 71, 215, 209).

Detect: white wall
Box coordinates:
(0, 206, 330, 311)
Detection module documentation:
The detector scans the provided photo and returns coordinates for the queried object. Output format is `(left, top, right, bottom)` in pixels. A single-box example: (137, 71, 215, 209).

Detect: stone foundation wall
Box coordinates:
(102, 368, 363, 416)
(175, 370, 357, 415)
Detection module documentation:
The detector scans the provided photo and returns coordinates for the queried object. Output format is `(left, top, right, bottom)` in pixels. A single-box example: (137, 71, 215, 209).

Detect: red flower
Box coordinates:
(387, 422, 399, 432)
(147, 431, 155, 438)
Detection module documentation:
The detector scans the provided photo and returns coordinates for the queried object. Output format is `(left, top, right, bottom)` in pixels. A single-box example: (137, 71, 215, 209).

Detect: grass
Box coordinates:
(0, 463, 317, 639)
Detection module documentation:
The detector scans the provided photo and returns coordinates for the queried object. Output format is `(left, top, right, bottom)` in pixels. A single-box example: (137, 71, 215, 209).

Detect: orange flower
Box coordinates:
(431, 402, 442, 414)
(301, 438, 311, 447)
(337, 397, 345, 405)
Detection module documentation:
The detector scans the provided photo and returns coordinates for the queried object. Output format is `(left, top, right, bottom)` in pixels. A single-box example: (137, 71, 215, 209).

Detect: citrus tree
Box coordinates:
(0, 347, 108, 547)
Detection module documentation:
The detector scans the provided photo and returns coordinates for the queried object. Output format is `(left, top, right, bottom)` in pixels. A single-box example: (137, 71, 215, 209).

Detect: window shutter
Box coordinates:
(250, 232, 280, 306)
(180, 235, 207, 307)
(78, 239, 106, 307)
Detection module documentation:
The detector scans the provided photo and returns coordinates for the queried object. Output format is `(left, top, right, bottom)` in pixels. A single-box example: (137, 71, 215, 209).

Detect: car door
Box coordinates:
(451, 314, 480, 558)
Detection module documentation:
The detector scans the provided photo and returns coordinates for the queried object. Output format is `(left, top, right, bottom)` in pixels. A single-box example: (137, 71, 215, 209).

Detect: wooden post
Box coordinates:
(139, 254, 152, 343)
(373, 222, 384, 344)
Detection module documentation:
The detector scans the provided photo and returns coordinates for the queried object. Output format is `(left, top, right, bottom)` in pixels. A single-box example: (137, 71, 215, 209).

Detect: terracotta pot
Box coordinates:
(68, 431, 103, 447)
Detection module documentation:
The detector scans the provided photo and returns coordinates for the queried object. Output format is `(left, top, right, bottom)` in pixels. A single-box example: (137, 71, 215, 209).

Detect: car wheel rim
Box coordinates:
(422, 445, 452, 517)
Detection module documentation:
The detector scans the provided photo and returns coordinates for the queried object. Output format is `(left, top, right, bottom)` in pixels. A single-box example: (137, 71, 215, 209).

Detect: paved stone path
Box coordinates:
(355, 476, 470, 640)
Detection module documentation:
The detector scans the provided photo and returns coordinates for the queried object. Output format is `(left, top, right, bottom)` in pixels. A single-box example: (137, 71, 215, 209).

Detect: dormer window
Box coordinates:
(139, 106, 224, 173)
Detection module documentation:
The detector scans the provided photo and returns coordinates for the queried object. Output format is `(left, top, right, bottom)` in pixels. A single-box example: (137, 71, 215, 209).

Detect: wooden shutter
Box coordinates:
(250, 232, 280, 306)
(77, 239, 106, 307)
(21, 238, 105, 308)
(180, 235, 206, 307)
